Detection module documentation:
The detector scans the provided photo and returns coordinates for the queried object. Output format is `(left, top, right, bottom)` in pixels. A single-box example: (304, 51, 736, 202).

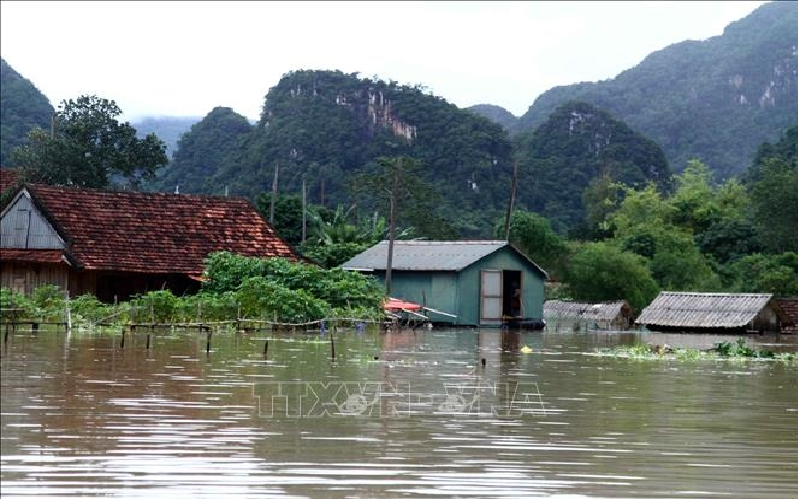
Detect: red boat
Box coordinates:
(383, 297, 422, 312)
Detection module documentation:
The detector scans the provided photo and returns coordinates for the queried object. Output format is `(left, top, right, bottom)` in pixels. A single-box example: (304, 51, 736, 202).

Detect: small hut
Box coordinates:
(636, 292, 788, 334)
(342, 240, 547, 327)
(544, 300, 632, 331)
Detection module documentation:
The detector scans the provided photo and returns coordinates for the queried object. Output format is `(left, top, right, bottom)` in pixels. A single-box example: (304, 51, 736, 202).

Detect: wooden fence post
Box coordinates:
(64, 290, 72, 333)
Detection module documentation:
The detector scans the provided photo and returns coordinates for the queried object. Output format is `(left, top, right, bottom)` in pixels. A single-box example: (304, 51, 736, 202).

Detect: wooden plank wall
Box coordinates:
(0, 262, 69, 295)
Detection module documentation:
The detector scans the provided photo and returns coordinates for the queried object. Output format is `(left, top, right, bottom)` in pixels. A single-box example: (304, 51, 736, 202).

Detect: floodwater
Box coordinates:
(1, 326, 796, 498)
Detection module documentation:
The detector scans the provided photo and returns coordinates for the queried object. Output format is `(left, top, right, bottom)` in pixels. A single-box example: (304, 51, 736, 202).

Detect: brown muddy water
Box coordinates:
(1, 327, 796, 498)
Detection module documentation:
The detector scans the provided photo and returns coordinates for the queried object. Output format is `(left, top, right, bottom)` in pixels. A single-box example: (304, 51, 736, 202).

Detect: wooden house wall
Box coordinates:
(457, 247, 546, 326)
(752, 305, 781, 333)
(1, 262, 70, 296)
(0, 194, 64, 249)
(1, 261, 199, 302)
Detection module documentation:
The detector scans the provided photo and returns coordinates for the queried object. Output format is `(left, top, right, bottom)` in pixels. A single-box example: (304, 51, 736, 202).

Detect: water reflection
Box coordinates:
(1, 327, 797, 498)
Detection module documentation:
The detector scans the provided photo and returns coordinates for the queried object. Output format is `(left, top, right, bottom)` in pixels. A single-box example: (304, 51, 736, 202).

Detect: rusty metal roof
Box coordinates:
(636, 292, 775, 328)
(341, 240, 546, 276)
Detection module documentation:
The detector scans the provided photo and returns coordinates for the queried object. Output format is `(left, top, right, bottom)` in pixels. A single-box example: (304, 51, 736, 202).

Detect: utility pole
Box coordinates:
(504, 159, 519, 241)
(384, 158, 400, 297)
(301, 175, 307, 243)
(269, 163, 279, 225)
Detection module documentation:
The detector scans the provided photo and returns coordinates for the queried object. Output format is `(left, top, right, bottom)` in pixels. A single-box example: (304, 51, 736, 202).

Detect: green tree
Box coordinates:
(695, 218, 762, 265)
(749, 157, 798, 253)
(578, 173, 626, 240)
(610, 179, 721, 290)
(255, 193, 306, 246)
(669, 160, 719, 233)
(10, 95, 167, 188)
(727, 253, 798, 297)
(562, 242, 660, 313)
(494, 210, 569, 278)
(353, 155, 454, 292)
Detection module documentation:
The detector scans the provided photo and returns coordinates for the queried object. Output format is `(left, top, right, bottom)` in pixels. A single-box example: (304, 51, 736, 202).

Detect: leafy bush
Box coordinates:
(129, 290, 179, 323)
(0, 287, 35, 317)
(174, 291, 240, 323)
(202, 252, 383, 313)
(299, 241, 369, 269)
(70, 294, 119, 323)
(32, 284, 65, 316)
(237, 277, 329, 322)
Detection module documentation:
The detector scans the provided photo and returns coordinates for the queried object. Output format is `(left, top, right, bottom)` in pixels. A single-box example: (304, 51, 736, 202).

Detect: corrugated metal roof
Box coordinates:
(544, 300, 629, 321)
(636, 292, 774, 328)
(341, 240, 546, 275)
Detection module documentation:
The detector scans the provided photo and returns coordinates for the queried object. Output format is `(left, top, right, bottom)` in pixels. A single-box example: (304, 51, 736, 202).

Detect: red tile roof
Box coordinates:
(0, 169, 22, 193)
(0, 249, 68, 264)
(22, 184, 297, 274)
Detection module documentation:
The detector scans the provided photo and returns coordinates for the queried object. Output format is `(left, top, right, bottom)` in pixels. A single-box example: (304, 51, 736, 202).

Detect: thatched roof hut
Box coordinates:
(636, 292, 789, 333)
(544, 300, 632, 330)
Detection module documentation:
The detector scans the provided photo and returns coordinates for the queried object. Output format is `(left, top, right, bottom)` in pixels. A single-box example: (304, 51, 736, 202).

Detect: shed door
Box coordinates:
(480, 270, 502, 322)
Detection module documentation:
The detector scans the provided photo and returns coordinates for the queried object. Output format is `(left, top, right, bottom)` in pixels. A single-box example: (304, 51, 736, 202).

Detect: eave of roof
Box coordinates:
(341, 240, 548, 278)
(0, 249, 70, 265)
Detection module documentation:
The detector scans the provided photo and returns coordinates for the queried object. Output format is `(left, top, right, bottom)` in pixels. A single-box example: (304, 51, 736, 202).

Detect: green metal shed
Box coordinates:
(341, 240, 548, 326)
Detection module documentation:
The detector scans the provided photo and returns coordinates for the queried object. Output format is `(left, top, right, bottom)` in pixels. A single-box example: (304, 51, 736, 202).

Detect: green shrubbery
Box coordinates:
(202, 252, 383, 319)
(1, 254, 384, 326)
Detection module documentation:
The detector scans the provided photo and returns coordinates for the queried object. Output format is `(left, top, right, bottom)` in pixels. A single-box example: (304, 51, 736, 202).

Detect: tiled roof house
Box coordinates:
(1, 183, 297, 300)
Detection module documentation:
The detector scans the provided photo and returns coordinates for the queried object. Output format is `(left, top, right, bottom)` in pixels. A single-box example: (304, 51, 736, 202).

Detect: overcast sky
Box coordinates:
(1, 1, 767, 122)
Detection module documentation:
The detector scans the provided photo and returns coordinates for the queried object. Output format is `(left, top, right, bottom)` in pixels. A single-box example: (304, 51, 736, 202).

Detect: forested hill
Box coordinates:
(0, 58, 53, 166)
(467, 104, 518, 130)
(513, 101, 671, 234)
(132, 116, 201, 158)
(148, 70, 515, 236)
(513, 1, 798, 180)
(149, 107, 253, 193)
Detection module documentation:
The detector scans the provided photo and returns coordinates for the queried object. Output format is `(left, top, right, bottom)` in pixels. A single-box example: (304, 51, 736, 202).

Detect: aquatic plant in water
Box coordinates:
(593, 337, 795, 362)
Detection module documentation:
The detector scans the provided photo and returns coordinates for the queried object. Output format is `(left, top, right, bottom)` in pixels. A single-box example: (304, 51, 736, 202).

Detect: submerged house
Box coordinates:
(0, 184, 298, 301)
(776, 298, 798, 333)
(636, 292, 789, 334)
(544, 300, 632, 330)
(341, 240, 548, 326)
